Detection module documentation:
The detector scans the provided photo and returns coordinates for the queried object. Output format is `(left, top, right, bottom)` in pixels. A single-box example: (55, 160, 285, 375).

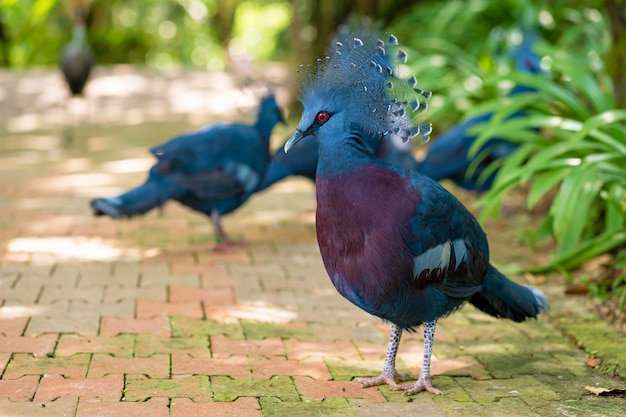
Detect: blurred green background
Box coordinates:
(1, 0, 625, 310)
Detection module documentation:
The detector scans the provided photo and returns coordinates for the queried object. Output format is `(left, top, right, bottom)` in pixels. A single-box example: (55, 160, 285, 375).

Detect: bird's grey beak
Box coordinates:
(284, 129, 306, 153)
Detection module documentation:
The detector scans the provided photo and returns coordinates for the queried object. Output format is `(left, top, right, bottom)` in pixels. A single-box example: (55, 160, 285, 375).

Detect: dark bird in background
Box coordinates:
(285, 32, 547, 395)
(416, 31, 543, 192)
(91, 95, 285, 250)
(60, 6, 94, 97)
(257, 134, 319, 191)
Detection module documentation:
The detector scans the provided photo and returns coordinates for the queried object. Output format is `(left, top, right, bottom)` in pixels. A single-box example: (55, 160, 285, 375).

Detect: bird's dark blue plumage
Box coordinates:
(417, 31, 542, 191)
(257, 135, 319, 191)
(285, 31, 547, 396)
(91, 95, 284, 248)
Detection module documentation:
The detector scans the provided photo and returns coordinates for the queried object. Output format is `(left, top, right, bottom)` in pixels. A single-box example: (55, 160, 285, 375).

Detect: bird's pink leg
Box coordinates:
(393, 320, 443, 396)
(211, 210, 245, 251)
(355, 324, 408, 387)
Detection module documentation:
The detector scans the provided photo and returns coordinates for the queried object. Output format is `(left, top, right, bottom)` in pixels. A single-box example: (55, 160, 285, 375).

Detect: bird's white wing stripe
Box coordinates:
(413, 238, 466, 278)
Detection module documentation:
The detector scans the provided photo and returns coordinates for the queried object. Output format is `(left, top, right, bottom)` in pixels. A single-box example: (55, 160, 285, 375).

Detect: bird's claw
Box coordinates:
(355, 372, 408, 388)
(393, 377, 443, 396)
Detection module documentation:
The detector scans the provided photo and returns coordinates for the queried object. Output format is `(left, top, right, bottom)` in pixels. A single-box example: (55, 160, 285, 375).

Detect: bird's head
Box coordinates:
(512, 31, 543, 75)
(258, 94, 287, 126)
(285, 32, 431, 154)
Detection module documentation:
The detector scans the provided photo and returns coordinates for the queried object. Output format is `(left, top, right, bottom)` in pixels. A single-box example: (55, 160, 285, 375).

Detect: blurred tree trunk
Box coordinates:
(604, 0, 626, 109)
(0, 11, 9, 66)
(288, 0, 418, 108)
(292, 0, 418, 68)
(214, 0, 238, 47)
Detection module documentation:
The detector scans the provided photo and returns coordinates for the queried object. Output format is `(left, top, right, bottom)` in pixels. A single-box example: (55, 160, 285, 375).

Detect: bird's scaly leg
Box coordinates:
(393, 320, 443, 395)
(211, 209, 245, 251)
(355, 324, 408, 387)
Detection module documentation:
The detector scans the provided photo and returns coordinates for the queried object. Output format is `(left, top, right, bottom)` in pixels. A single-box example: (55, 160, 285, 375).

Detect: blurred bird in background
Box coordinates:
(59, 2, 94, 143)
(91, 94, 285, 251)
(416, 30, 543, 192)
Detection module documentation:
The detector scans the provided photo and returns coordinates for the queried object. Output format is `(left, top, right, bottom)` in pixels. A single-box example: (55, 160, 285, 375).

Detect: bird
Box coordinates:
(60, 6, 94, 97)
(416, 31, 542, 192)
(284, 32, 548, 395)
(91, 94, 285, 249)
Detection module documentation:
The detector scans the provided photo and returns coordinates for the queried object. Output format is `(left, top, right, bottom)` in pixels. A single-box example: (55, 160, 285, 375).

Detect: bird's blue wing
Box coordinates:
(149, 124, 266, 200)
(402, 173, 490, 298)
(417, 114, 491, 181)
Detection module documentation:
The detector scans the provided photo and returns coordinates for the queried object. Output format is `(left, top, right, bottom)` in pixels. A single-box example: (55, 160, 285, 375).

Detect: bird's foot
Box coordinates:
(211, 237, 247, 252)
(393, 375, 443, 396)
(355, 371, 408, 388)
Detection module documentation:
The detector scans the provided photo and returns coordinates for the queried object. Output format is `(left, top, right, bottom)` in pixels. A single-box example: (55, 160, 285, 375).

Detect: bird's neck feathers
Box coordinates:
(315, 126, 381, 179)
(72, 25, 87, 44)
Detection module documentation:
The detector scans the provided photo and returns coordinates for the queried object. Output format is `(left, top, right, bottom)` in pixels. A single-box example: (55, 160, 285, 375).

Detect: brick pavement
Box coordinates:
(1, 68, 625, 416)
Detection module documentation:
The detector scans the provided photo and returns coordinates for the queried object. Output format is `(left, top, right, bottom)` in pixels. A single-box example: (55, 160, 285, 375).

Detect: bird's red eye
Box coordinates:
(316, 111, 329, 123)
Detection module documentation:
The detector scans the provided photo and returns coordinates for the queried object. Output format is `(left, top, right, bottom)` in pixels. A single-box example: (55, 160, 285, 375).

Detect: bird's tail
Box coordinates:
(469, 265, 548, 322)
(91, 178, 176, 218)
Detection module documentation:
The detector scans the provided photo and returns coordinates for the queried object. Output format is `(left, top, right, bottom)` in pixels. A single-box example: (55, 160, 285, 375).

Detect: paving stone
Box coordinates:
(204, 303, 298, 324)
(309, 323, 386, 344)
(141, 272, 200, 288)
(34, 374, 123, 402)
(77, 397, 170, 417)
(38, 285, 105, 304)
(285, 339, 362, 361)
(210, 335, 285, 358)
(170, 397, 263, 417)
(0, 334, 57, 357)
(529, 397, 626, 417)
(259, 397, 354, 417)
(437, 396, 539, 417)
(0, 352, 9, 374)
(295, 376, 386, 402)
(241, 319, 314, 341)
(169, 285, 234, 305)
(324, 357, 412, 382)
(89, 353, 170, 378)
(0, 316, 28, 336)
(104, 285, 166, 303)
(170, 315, 244, 340)
(68, 298, 135, 319)
(26, 303, 101, 336)
(55, 334, 135, 357)
(100, 316, 171, 337)
(172, 353, 250, 379)
(124, 374, 211, 402)
(136, 299, 204, 319)
(476, 352, 567, 379)
(557, 318, 626, 380)
(198, 250, 251, 267)
(211, 375, 300, 402)
(3, 353, 90, 379)
(349, 398, 447, 417)
(0, 375, 39, 400)
(0, 396, 78, 416)
(455, 375, 560, 403)
(251, 356, 332, 380)
(431, 355, 491, 380)
(135, 334, 210, 358)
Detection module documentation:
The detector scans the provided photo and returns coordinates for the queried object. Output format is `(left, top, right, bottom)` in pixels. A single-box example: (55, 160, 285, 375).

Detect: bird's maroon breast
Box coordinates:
(315, 166, 420, 304)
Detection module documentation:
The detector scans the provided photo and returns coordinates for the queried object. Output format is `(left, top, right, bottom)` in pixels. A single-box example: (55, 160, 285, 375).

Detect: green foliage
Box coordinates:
(472, 41, 626, 271)
(0, 0, 292, 70)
